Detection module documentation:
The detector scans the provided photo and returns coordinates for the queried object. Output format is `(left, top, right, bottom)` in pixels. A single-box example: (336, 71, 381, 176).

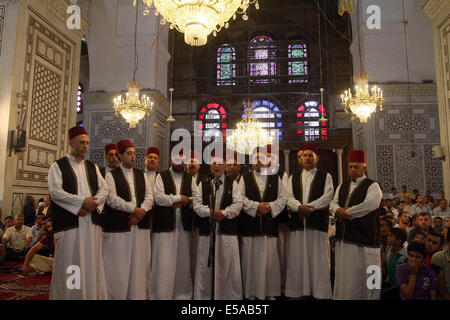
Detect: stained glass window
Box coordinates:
(198, 103, 227, 141)
(297, 101, 327, 141)
(217, 45, 236, 86)
(242, 100, 282, 140)
(288, 44, 308, 83)
(76, 84, 83, 113)
(248, 36, 277, 84)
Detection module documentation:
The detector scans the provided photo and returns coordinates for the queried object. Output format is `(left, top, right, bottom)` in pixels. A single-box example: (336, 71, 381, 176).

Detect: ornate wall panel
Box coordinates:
(16, 12, 74, 182)
(423, 144, 444, 193)
(394, 144, 425, 193)
(375, 145, 395, 192)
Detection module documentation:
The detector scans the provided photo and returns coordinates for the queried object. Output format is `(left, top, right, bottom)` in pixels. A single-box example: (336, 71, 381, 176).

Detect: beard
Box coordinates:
(172, 165, 184, 173)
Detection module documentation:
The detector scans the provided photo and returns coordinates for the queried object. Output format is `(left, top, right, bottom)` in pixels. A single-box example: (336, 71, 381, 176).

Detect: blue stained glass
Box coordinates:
(217, 44, 236, 86)
(288, 43, 308, 83)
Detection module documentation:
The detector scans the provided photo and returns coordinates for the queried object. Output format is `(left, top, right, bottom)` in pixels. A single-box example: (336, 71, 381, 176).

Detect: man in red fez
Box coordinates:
(103, 139, 153, 299)
(284, 143, 334, 299)
(192, 151, 243, 299)
(149, 145, 197, 299)
(47, 125, 108, 299)
(330, 150, 382, 300)
(144, 147, 160, 192)
(238, 145, 286, 299)
(100, 144, 119, 178)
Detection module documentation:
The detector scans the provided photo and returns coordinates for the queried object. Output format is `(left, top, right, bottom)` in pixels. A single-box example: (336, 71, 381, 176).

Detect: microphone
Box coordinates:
(214, 177, 222, 192)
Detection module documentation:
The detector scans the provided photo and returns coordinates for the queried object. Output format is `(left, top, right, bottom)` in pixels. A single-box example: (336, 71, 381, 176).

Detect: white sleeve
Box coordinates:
(306, 173, 334, 210)
(26, 227, 32, 239)
(154, 174, 181, 206)
(286, 175, 301, 212)
(239, 177, 259, 217)
(222, 181, 243, 219)
(48, 162, 85, 215)
(94, 164, 108, 213)
(347, 182, 383, 219)
(140, 173, 154, 212)
(329, 184, 342, 217)
(105, 172, 135, 213)
(268, 177, 286, 218)
(193, 182, 211, 218)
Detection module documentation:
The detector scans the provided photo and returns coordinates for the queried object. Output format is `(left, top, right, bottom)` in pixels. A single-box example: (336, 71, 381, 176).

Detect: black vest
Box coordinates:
(335, 178, 381, 247)
(49, 157, 102, 233)
(152, 170, 194, 232)
(100, 167, 106, 178)
(197, 175, 238, 236)
(276, 171, 289, 224)
(103, 167, 150, 233)
(289, 169, 330, 232)
(239, 171, 279, 237)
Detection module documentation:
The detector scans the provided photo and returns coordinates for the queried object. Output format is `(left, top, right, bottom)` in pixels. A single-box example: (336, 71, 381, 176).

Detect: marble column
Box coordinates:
(333, 148, 344, 185)
(283, 149, 290, 175)
(423, 0, 450, 199)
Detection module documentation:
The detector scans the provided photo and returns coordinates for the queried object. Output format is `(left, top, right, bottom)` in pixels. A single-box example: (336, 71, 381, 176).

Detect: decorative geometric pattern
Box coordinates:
(0, 5, 5, 58)
(35, 36, 64, 70)
(288, 44, 308, 83)
(423, 144, 444, 193)
(385, 115, 427, 131)
(100, 122, 137, 137)
(88, 149, 104, 169)
(216, 45, 236, 86)
(29, 62, 61, 145)
(248, 35, 277, 84)
(375, 145, 394, 193)
(135, 148, 146, 171)
(394, 145, 424, 194)
(27, 145, 56, 168)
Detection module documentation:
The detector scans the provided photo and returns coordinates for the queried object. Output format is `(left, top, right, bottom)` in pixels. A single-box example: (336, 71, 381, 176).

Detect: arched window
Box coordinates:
(297, 101, 327, 141)
(288, 44, 308, 83)
(198, 103, 227, 142)
(242, 100, 282, 140)
(248, 36, 277, 84)
(76, 84, 83, 113)
(217, 45, 236, 86)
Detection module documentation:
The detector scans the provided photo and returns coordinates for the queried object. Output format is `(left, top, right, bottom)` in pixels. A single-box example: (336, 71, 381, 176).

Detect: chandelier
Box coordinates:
(113, 5, 153, 128)
(338, 0, 354, 16)
(227, 102, 273, 155)
(340, 72, 384, 123)
(136, 0, 259, 46)
(114, 82, 153, 128)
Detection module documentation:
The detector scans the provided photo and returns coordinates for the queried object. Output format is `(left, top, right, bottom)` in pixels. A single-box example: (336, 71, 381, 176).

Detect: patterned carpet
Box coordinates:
(0, 261, 50, 300)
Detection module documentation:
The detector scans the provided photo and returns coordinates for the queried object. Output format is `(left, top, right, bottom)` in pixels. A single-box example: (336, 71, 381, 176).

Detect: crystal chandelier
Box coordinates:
(340, 72, 384, 123)
(114, 82, 153, 128)
(338, 0, 354, 16)
(114, 4, 153, 128)
(227, 102, 273, 155)
(136, 0, 259, 46)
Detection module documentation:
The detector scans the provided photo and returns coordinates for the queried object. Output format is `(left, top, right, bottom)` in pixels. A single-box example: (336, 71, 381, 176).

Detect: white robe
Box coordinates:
(148, 168, 197, 300)
(104, 165, 153, 300)
(329, 175, 382, 300)
(239, 171, 286, 299)
(190, 173, 200, 284)
(48, 154, 108, 300)
(278, 172, 290, 295)
(285, 168, 334, 299)
(193, 175, 243, 300)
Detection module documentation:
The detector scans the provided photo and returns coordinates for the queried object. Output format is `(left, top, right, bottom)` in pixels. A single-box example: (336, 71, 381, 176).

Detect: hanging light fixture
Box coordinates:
(114, 3, 153, 128)
(317, 4, 327, 123)
(167, 88, 175, 122)
(136, 0, 259, 46)
(338, 0, 354, 16)
(340, 1, 384, 123)
(227, 100, 273, 155)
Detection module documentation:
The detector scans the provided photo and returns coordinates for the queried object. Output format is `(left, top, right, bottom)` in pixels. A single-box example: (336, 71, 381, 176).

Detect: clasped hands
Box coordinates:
(257, 202, 271, 216)
(129, 207, 146, 226)
(79, 196, 99, 216)
(297, 204, 314, 220)
(171, 195, 191, 209)
(335, 207, 351, 221)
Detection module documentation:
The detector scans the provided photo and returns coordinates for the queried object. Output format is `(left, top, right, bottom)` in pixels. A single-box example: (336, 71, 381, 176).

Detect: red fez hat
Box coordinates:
(117, 139, 134, 154)
(299, 143, 318, 155)
(349, 150, 366, 163)
(104, 144, 118, 155)
(146, 147, 160, 156)
(68, 126, 87, 140)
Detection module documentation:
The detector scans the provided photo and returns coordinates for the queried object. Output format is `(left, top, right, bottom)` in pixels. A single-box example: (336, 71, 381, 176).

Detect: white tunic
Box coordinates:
(148, 168, 197, 300)
(104, 165, 153, 300)
(329, 175, 382, 300)
(48, 154, 108, 300)
(193, 175, 243, 300)
(278, 172, 290, 294)
(285, 168, 334, 299)
(190, 173, 200, 284)
(238, 171, 286, 299)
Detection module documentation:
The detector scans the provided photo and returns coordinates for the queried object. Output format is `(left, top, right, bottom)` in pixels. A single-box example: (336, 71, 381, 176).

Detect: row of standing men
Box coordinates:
(47, 126, 383, 300)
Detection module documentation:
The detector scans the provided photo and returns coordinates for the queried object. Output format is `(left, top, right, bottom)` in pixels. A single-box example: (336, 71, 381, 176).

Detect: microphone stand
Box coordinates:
(207, 181, 218, 300)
